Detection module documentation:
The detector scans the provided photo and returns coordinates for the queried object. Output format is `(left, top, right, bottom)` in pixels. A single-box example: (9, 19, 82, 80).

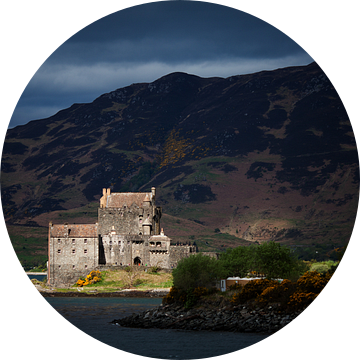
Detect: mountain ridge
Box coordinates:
(2, 62, 358, 266)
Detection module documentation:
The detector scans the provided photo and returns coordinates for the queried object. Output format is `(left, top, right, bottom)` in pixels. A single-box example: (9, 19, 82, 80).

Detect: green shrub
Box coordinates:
(133, 278, 143, 286)
(309, 263, 330, 274)
(149, 266, 160, 274)
(172, 253, 224, 292)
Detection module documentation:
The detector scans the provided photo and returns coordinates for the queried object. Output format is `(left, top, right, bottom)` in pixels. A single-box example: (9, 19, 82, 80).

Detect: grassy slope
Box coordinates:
(34, 269, 173, 292)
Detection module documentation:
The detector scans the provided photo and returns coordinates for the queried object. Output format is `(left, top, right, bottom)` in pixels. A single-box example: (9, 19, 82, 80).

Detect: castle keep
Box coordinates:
(48, 187, 196, 286)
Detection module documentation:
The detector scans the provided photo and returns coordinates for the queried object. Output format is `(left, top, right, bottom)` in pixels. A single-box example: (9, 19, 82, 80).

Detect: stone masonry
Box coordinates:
(48, 187, 196, 287)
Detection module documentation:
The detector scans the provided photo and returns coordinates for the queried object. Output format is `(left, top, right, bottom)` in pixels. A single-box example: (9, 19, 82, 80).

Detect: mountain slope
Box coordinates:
(2, 62, 358, 265)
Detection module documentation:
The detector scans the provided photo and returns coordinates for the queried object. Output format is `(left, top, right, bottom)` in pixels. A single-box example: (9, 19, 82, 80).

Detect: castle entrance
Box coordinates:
(134, 256, 141, 266)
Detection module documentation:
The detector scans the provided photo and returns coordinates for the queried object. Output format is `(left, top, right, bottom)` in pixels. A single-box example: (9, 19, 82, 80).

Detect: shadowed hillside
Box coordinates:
(1, 62, 358, 267)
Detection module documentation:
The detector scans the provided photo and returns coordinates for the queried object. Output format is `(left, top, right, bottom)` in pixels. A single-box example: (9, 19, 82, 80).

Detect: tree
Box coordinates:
(122, 266, 142, 288)
(252, 241, 302, 279)
(218, 246, 253, 278)
(172, 253, 223, 291)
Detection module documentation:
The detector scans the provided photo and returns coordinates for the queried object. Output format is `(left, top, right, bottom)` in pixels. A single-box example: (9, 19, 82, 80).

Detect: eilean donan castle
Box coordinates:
(48, 187, 196, 286)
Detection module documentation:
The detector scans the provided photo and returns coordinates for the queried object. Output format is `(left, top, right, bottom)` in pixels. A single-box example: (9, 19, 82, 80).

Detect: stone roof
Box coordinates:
(50, 224, 98, 238)
(106, 192, 152, 208)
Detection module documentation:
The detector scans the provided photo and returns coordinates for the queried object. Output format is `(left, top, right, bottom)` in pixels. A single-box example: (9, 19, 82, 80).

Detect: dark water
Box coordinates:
(46, 297, 269, 359)
(28, 274, 47, 281)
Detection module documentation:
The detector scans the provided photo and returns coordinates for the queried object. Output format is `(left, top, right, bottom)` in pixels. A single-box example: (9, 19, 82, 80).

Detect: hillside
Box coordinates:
(1, 62, 358, 267)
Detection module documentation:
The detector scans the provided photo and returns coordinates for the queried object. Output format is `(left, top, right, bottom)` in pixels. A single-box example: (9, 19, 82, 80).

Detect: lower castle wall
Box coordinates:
(169, 245, 196, 268)
(48, 265, 95, 287)
(48, 235, 197, 286)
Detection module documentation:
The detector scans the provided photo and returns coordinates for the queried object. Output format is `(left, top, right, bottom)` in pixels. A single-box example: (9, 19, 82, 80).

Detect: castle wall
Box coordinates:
(169, 245, 197, 268)
(149, 234, 171, 268)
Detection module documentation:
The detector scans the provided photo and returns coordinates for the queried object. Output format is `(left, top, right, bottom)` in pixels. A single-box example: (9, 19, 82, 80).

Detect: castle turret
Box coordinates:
(142, 216, 152, 235)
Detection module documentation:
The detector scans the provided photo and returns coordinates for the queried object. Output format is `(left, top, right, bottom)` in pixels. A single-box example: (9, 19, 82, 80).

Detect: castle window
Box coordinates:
(84, 249, 88, 254)
(72, 239, 75, 244)
(68, 229, 71, 235)
(109, 241, 112, 245)
(72, 249, 76, 254)
(72, 265, 75, 269)
(58, 265, 61, 269)
(84, 239, 87, 244)
(156, 242, 161, 247)
(150, 242, 155, 247)
(58, 239, 61, 244)
(57, 249, 61, 254)
(85, 265, 88, 269)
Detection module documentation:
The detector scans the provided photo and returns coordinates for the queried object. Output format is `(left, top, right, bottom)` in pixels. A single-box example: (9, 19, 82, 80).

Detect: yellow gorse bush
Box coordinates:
(193, 287, 208, 297)
(296, 271, 331, 293)
(285, 271, 330, 310)
(162, 286, 182, 304)
(231, 279, 278, 303)
(76, 270, 102, 287)
(287, 291, 318, 309)
(231, 270, 332, 311)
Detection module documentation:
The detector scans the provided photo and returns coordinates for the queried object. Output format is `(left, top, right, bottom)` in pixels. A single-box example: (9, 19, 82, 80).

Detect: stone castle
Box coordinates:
(48, 187, 196, 287)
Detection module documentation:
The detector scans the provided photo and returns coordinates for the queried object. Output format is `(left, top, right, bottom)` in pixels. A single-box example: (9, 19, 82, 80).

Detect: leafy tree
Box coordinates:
(219, 246, 254, 278)
(172, 253, 224, 291)
(252, 241, 303, 279)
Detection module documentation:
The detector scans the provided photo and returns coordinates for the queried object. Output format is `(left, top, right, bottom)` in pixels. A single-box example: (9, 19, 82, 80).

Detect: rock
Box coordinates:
(112, 301, 300, 334)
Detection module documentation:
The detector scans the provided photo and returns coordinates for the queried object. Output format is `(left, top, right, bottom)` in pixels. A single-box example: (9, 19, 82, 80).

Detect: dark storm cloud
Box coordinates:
(9, 1, 312, 128)
(51, 2, 303, 64)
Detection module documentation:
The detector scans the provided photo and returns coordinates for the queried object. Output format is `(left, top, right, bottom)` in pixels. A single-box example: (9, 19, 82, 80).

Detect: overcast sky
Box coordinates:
(9, 1, 312, 128)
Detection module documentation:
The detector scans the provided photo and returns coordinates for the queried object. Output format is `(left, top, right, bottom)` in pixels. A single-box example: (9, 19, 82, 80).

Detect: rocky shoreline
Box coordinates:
(112, 302, 302, 333)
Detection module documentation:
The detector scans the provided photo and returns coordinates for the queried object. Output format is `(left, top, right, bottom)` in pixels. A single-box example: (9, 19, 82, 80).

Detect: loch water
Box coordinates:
(46, 297, 269, 359)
